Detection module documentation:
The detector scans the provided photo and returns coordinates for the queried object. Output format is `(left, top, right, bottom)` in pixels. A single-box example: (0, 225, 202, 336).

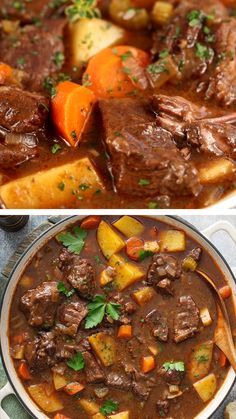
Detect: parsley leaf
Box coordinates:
(57, 226, 87, 255)
(163, 361, 185, 372)
(67, 352, 85, 371)
(85, 295, 121, 329)
(66, 0, 101, 22)
(100, 400, 119, 416)
(139, 250, 154, 261)
(51, 143, 62, 154)
(57, 282, 75, 298)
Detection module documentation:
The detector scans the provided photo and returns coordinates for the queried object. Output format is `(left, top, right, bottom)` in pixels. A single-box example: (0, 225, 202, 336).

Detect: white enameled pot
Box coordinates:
(0, 216, 235, 419)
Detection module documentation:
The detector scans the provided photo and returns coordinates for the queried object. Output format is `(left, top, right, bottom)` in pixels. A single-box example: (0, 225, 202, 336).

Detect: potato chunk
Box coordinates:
(188, 341, 214, 382)
(79, 398, 100, 415)
(53, 372, 67, 390)
(109, 254, 144, 290)
(113, 216, 144, 238)
(199, 158, 235, 184)
(97, 220, 125, 259)
(193, 373, 217, 402)
(28, 384, 63, 412)
(0, 157, 105, 209)
(108, 412, 130, 419)
(89, 332, 116, 366)
(159, 230, 186, 252)
(132, 287, 155, 306)
(69, 18, 125, 67)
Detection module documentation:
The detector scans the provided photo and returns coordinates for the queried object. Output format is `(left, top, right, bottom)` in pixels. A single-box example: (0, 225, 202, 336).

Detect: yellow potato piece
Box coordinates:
(108, 411, 129, 419)
(199, 158, 236, 184)
(188, 341, 213, 382)
(89, 332, 116, 366)
(97, 220, 125, 259)
(28, 384, 63, 413)
(193, 373, 217, 402)
(92, 414, 106, 419)
(113, 216, 144, 238)
(0, 157, 105, 209)
(79, 398, 100, 415)
(53, 372, 67, 390)
(132, 287, 155, 306)
(159, 230, 186, 252)
(109, 254, 144, 290)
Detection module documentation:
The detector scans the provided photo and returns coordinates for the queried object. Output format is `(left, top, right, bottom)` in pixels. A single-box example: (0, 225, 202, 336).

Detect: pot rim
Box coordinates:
(0, 215, 235, 419)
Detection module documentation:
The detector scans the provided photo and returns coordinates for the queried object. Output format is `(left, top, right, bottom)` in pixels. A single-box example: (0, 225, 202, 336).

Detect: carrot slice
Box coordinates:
(126, 237, 144, 261)
(51, 81, 96, 147)
(117, 325, 132, 339)
(54, 414, 72, 419)
(0, 63, 13, 84)
(64, 382, 84, 395)
(219, 285, 232, 299)
(219, 350, 227, 368)
(84, 46, 150, 99)
(80, 216, 101, 230)
(18, 361, 32, 380)
(140, 356, 155, 373)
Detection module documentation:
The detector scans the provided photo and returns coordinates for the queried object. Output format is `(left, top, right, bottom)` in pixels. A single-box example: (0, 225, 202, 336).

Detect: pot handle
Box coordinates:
(202, 220, 236, 276)
(0, 382, 14, 419)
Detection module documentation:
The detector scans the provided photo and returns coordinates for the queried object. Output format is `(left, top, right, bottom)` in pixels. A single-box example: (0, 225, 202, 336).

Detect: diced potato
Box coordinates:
(200, 308, 213, 327)
(0, 157, 105, 209)
(28, 384, 63, 413)
(188, 341, 214, 382)
(108, 412, 130, 419)
(89, 332, 116, 366)
(100, 267, 116, 287)
(144, 241, 160, 253)
(69, 18, 125, 67)
(109, 254, 144, 290)
(79, 398, 100, 415)
(199, 158, 236, 185)
(193, 373, 217, 402)
(53, 372, 67, 390)
(109, 0, 149, 30)
(12, 345, 24, 359)
(159, 230, 186, 252)
(113, 216, 144, 238)
(93, 414, 106, 419)
(97, 221, 125, 259)
(132, 287, 155, 306)
(151, 1, 173, 25)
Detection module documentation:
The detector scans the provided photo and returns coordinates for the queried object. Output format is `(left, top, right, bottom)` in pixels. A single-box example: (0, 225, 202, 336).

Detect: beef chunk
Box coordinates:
(0, 0, 68, 22)
(146, 309, 169, 342)
(60, 250, 95, 299)
(156, 400, 170, 417)
(0, 20, 65, 92)
(156, 279, 174, 296)
(20, 282, 60, 327)
(58, 300, 88, 329)
(0, 86, 49, 133)
(0, 142, 37, 169)
(106, 371, 132, 391)
(147, 254, 181, 295)
(158, 365, 185, 385)
(83, 351, 105, 383)
(132, 381, 151, 401)
(99, 98, 201, 198)
(24, 331, 56, 371)
(173, 296, 200, 343)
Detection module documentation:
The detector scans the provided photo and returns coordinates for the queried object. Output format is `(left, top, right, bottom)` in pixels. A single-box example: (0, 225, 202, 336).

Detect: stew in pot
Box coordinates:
(8, 216, 236, 418)
(0, 0, 236, 209)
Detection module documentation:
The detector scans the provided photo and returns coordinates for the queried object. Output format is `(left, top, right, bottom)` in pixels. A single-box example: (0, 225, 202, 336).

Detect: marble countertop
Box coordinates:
(0, 215, 235, 419)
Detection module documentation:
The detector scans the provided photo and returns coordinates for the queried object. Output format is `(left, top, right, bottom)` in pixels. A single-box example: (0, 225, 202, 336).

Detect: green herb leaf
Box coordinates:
(139, 250, 154, 261)
(51, 143, 62, 154)
(163, 361, 185, 372)
(106, 302, 121, 320)
(67, 352, 85, 371)
(138, 179, 150, 186)
(57, 282, 75, 298)
(100, 400, 119, 416)
(85, 295, 120, 329)
(57, 226, 87, 255)
(85, 305, 106, 329)
(66, 0, 101, 22)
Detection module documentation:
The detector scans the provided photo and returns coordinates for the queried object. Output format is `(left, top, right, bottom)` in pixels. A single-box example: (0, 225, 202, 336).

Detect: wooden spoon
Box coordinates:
(196, 269, 236, 372)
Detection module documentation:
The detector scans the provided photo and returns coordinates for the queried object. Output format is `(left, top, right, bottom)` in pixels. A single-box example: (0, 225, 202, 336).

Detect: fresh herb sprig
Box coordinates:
(57, 226, 87, 255)
(163, 361, 185, 372)
(85, 295, 121, 329)
(67, 352, 85, 371)
(57, 282, 75, 297)
(100, 400, 119, 416)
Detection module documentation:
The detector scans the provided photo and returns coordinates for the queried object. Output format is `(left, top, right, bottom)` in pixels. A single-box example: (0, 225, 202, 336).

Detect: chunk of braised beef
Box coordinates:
(156, 279, 174, 296)
(0, 142, 37, 169)
(147, 255, 181, 296)
(20, 281, 60, 327)
(158, 366, 185, 385)
(145, 309, 169, 342)
(156, 400, 170, 417)
(173, 296, 200, 343)
(24, 331, 56, 371)
(132, 381, 151, 401)
(106, 371, 132, 391)
(83, 351, 105, 383)
(0, 0, 68, 22)
(58, 299, 88, 329)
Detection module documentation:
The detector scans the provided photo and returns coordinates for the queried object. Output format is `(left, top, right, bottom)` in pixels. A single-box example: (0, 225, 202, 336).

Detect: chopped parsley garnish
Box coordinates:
(57, 226, 87, 254)
(79, 183, 90, 191)
(139, 250, 154, 261)
(120, 51, 133, 61)
(195, 43, 214, 60)
(159, 49, 169, 59)
(58, 181, 65, 191)
(100, 400, 119, 416)
(43, 76, 57, 97)
(57, 282, 75, 298)
(51, 143, 62, 154)
(94, 255, 103, 264)
(67, 352, 85, 371)
(85, 295, 121, 329)
(71, 130, 77, 140)
(148, 201, 159, 209)
(17, 57, 25, 68)
(66, 0, 101, 22)
(147, 61, 169, 75)
(187, 10, 205, 27)
(53, 51, 65, 69)
(138, 179, 150, 186)
(163, 361, 185, 372)
(195, 354, 209, 363)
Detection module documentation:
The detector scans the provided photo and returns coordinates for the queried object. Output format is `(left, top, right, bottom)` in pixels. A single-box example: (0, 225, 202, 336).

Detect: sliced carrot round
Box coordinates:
(126, 237, 144, 261)
(0, 63, 13, 84)
(84, 46, 150, 99)
(81, 216, 101, 230)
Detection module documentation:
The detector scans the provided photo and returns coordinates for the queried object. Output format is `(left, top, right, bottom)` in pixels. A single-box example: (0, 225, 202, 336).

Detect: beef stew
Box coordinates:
(0, 0, 236, 208)
(8, 216, 236, 418)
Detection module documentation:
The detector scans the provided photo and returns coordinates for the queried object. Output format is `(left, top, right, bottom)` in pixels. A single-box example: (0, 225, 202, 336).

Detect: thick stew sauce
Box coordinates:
(9, 216, 235, 418)
(0, 0, 236, 208)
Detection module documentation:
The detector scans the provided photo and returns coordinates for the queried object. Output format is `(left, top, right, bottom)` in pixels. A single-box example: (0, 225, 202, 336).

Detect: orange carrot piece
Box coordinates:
(219, 285, 232, 299)
(51, 81, 96, 147)
(117, 325, 132, 339)
(219, 351, 227, 368)
(64, 382, 84, 395)
(140, 356, 155, 374)
(0, 63, 13, 84)
(81, 216, 101, 230)
(54, 414, 72, 419)
(18, 361, 32, 380)
(84, 46, 150, 99)
(126, 237, 144, 261)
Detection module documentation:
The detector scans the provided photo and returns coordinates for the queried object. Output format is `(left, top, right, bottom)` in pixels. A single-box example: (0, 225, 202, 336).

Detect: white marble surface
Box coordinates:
(0, 215, 235, 419)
